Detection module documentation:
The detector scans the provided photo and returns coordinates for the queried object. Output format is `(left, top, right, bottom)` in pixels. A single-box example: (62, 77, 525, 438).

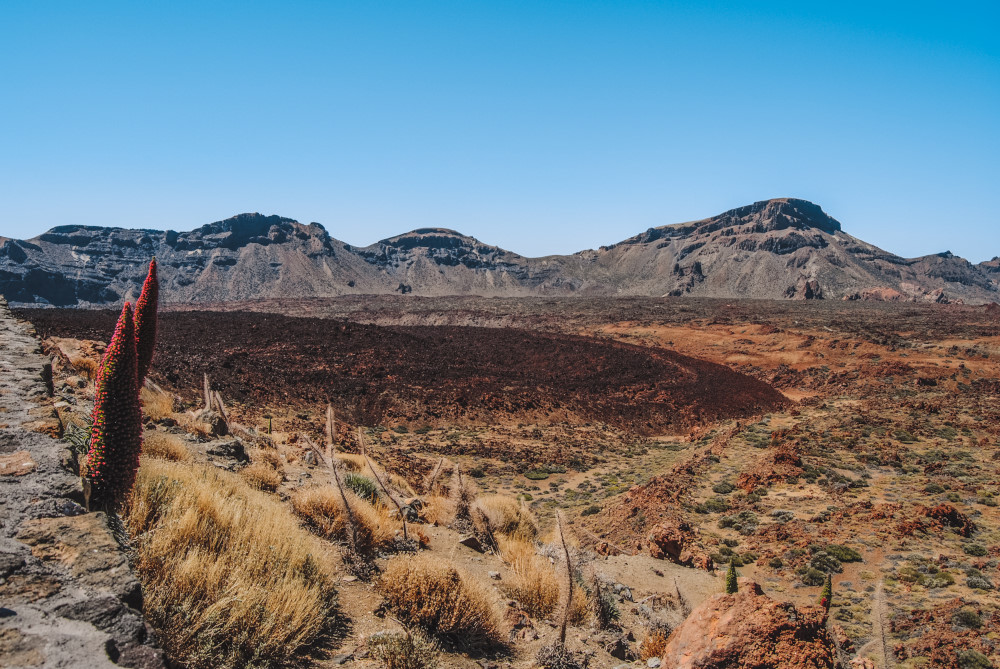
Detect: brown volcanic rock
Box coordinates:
(23, 309, 789, 436)
(736, 445, 804, 492)
(661, 578, 836, 669)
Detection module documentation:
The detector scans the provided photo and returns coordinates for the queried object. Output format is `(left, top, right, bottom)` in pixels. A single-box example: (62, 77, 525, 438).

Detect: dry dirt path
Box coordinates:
(0, 297, 164, 668)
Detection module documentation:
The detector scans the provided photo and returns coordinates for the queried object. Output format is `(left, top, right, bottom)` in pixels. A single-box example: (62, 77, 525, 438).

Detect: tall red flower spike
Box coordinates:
(134, 258, 158, 384)
(86, 302, 142, 510)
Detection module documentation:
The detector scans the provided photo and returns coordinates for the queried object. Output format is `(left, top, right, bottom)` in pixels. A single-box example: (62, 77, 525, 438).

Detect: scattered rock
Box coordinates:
(661, 578, 836, 669)
(0, 450, 36, 476)
(488, 571, 501, 580)
(458, 535, 484, 552)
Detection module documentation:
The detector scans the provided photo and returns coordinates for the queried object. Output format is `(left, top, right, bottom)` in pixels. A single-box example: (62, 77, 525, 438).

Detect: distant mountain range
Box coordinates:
(1, 198, 997, 306)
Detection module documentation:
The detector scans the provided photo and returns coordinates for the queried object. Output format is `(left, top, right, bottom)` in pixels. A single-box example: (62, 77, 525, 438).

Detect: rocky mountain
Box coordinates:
(2, 199, 997, 305)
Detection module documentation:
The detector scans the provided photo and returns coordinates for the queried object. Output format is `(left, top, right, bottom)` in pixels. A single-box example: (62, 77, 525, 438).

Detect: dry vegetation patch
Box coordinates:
(498, 536, 560, 618)
(378, 554, 505, 650)
(125, 458, 339, 669)
(290, 484, 396, 553)
(141, 431, 189, 461)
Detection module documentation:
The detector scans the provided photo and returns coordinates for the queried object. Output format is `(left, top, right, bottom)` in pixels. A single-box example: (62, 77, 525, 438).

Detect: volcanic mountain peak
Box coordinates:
(679, 197, 842, 236)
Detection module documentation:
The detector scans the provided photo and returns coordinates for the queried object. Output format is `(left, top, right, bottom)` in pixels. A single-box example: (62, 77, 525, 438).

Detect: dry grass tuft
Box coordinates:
(241, 461, 283, 491)
(420, 494, 455, 526)
(639, 627, 670, 661)
(140, 386, 175, 421)
(472, 495, 537, 540)
(142, 431, 189, 461)
(290, 485, 396, 553)
(497, 536, 560, 619)
(379, 554, 505, 649)
(69, 355, 99, 381)
(369, 630, 438, 669)
(335, 453, 367, 472)
(125, 458, 339, 669)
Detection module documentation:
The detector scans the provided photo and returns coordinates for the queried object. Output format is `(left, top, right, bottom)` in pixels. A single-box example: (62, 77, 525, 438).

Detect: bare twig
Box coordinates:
(202, 373, 212, 411)
(557, 511, 573, 646)
(325, 404, 336, 464)
(424, 457, 445, 494)
(213, 390, 230, 429)
(330, 459, 359, 554)
(360, 428, 408, 541)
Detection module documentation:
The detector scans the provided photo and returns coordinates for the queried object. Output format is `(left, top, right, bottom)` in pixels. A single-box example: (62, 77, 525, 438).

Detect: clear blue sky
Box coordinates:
(2, 1, 998, 261)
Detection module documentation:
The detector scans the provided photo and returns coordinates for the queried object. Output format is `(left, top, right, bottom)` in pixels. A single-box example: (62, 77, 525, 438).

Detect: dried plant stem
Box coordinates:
(202, 373, 212, 412)
(557, 511, 572, 646)
(424, 457, 445, 494)
(359, 428, 408, 542)
(330, 461, 359, 554)
(213, 391, 230, 429)
(325, 404, 336, 463)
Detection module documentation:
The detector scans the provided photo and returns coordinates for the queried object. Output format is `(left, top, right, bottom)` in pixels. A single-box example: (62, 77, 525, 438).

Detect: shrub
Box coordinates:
(953, 608, 983, 629)
(536, 643, 589, 669)
(712, 481, 735, 494)
(725, 562, 738, 593)
(134, 258, 158, 383)
(964, 544, 989, 557)
(369, 630, 437, 669)
(925, 483, 946, 494)
(290, 485, 396, 555)
(472, 495, 538, 540)
(524, 469, 550, 480)
(140, 386, 174, 421)
(142, 432, 189, 462)
(344, 472, 380, 504)
(639, 627, 670, 661)
(824, 544, 863, 563)
(718, 511, 758, 535)
(809, 552, 843, 574)
(85, 302, 142, 511)
(801, 568, 826, 586)
(125, 458, 338, 669)
(957, 649, 993, 669)
(968, 576, 994, 590)
(696, 497, 730, 514)
(240, 460, 283, 492)
(580, 504, 601, 516)
(497, 536, 560, 618)
(379, 555, 504, 649)
(769, 557, 784, 569)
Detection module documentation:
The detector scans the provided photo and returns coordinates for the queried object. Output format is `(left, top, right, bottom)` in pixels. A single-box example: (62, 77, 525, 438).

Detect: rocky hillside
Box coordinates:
(2, 199, 997, 305)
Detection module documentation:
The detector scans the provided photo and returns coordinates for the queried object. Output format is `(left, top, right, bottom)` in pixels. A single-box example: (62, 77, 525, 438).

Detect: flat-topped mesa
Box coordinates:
(187, 213, 329, 250)
(683, 198, 843, 236)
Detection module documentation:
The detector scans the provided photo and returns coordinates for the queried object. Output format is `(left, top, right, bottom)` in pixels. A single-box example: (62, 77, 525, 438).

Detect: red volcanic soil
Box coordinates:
(20, 309, 788, 434)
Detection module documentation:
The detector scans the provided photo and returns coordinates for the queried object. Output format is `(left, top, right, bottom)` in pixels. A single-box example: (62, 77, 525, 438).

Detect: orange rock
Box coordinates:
(661, 578, 836, 669)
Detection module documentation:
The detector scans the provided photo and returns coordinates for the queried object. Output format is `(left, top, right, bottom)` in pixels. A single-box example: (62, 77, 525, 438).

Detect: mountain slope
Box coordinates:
(1, 199, 996, 305)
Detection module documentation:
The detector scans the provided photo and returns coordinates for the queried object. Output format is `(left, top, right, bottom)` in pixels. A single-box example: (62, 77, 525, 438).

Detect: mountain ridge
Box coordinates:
(2, 199, 997, 306)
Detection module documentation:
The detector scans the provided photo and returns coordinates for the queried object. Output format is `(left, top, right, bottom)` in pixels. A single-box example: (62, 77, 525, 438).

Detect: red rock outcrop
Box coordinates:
(661, 578, 836, 669)
(736, 445, 804, 492)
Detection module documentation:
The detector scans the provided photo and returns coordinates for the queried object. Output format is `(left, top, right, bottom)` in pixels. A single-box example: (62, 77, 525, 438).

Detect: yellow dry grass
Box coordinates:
(379, 554, 505, 649)
(290, 485, 396, 553)
(639, 628, 670, 661)
(139, 386, 175, 421)
(334, 453, 367, 472)
(497, 536, 560, 619)
(142, 431, 189, 462)
(69, 355, 99, 380)
(420, 494, 454, 526)
(124, 458, 338, 669)
(472, 494, 537, 540)
(240, 461, 283, 491)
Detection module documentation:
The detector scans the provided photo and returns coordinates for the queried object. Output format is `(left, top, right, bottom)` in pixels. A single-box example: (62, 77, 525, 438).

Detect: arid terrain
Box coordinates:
(11, 296, 1000, 668)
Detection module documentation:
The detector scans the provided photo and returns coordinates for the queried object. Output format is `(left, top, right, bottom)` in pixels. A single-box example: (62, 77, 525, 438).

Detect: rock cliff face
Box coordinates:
(2, 199, 997, 305)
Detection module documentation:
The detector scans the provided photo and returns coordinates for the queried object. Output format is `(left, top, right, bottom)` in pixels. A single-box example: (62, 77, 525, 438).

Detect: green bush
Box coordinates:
(800, 567, 825, 586)
(957, 649, 993, 669)
(344, 473, 379, 504)
(824, 544, 863, 563)
(712, 481, 735, 494)
(953, 608, 983, 629)
(580, 504, 601, 516)
(768, 557, 783, 569)
(524, 469, 549, 480)
(924, 483, 945, 494)
(964, 544, 989, 557)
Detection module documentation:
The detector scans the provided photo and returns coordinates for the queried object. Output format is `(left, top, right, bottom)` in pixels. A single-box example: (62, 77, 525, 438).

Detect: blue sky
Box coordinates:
(2, 1, 997, 261)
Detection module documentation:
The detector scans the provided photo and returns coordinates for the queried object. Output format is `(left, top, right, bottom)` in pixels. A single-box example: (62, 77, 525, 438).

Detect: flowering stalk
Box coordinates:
(134, 258, 158, 384)
(85, 302, 142, 510)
